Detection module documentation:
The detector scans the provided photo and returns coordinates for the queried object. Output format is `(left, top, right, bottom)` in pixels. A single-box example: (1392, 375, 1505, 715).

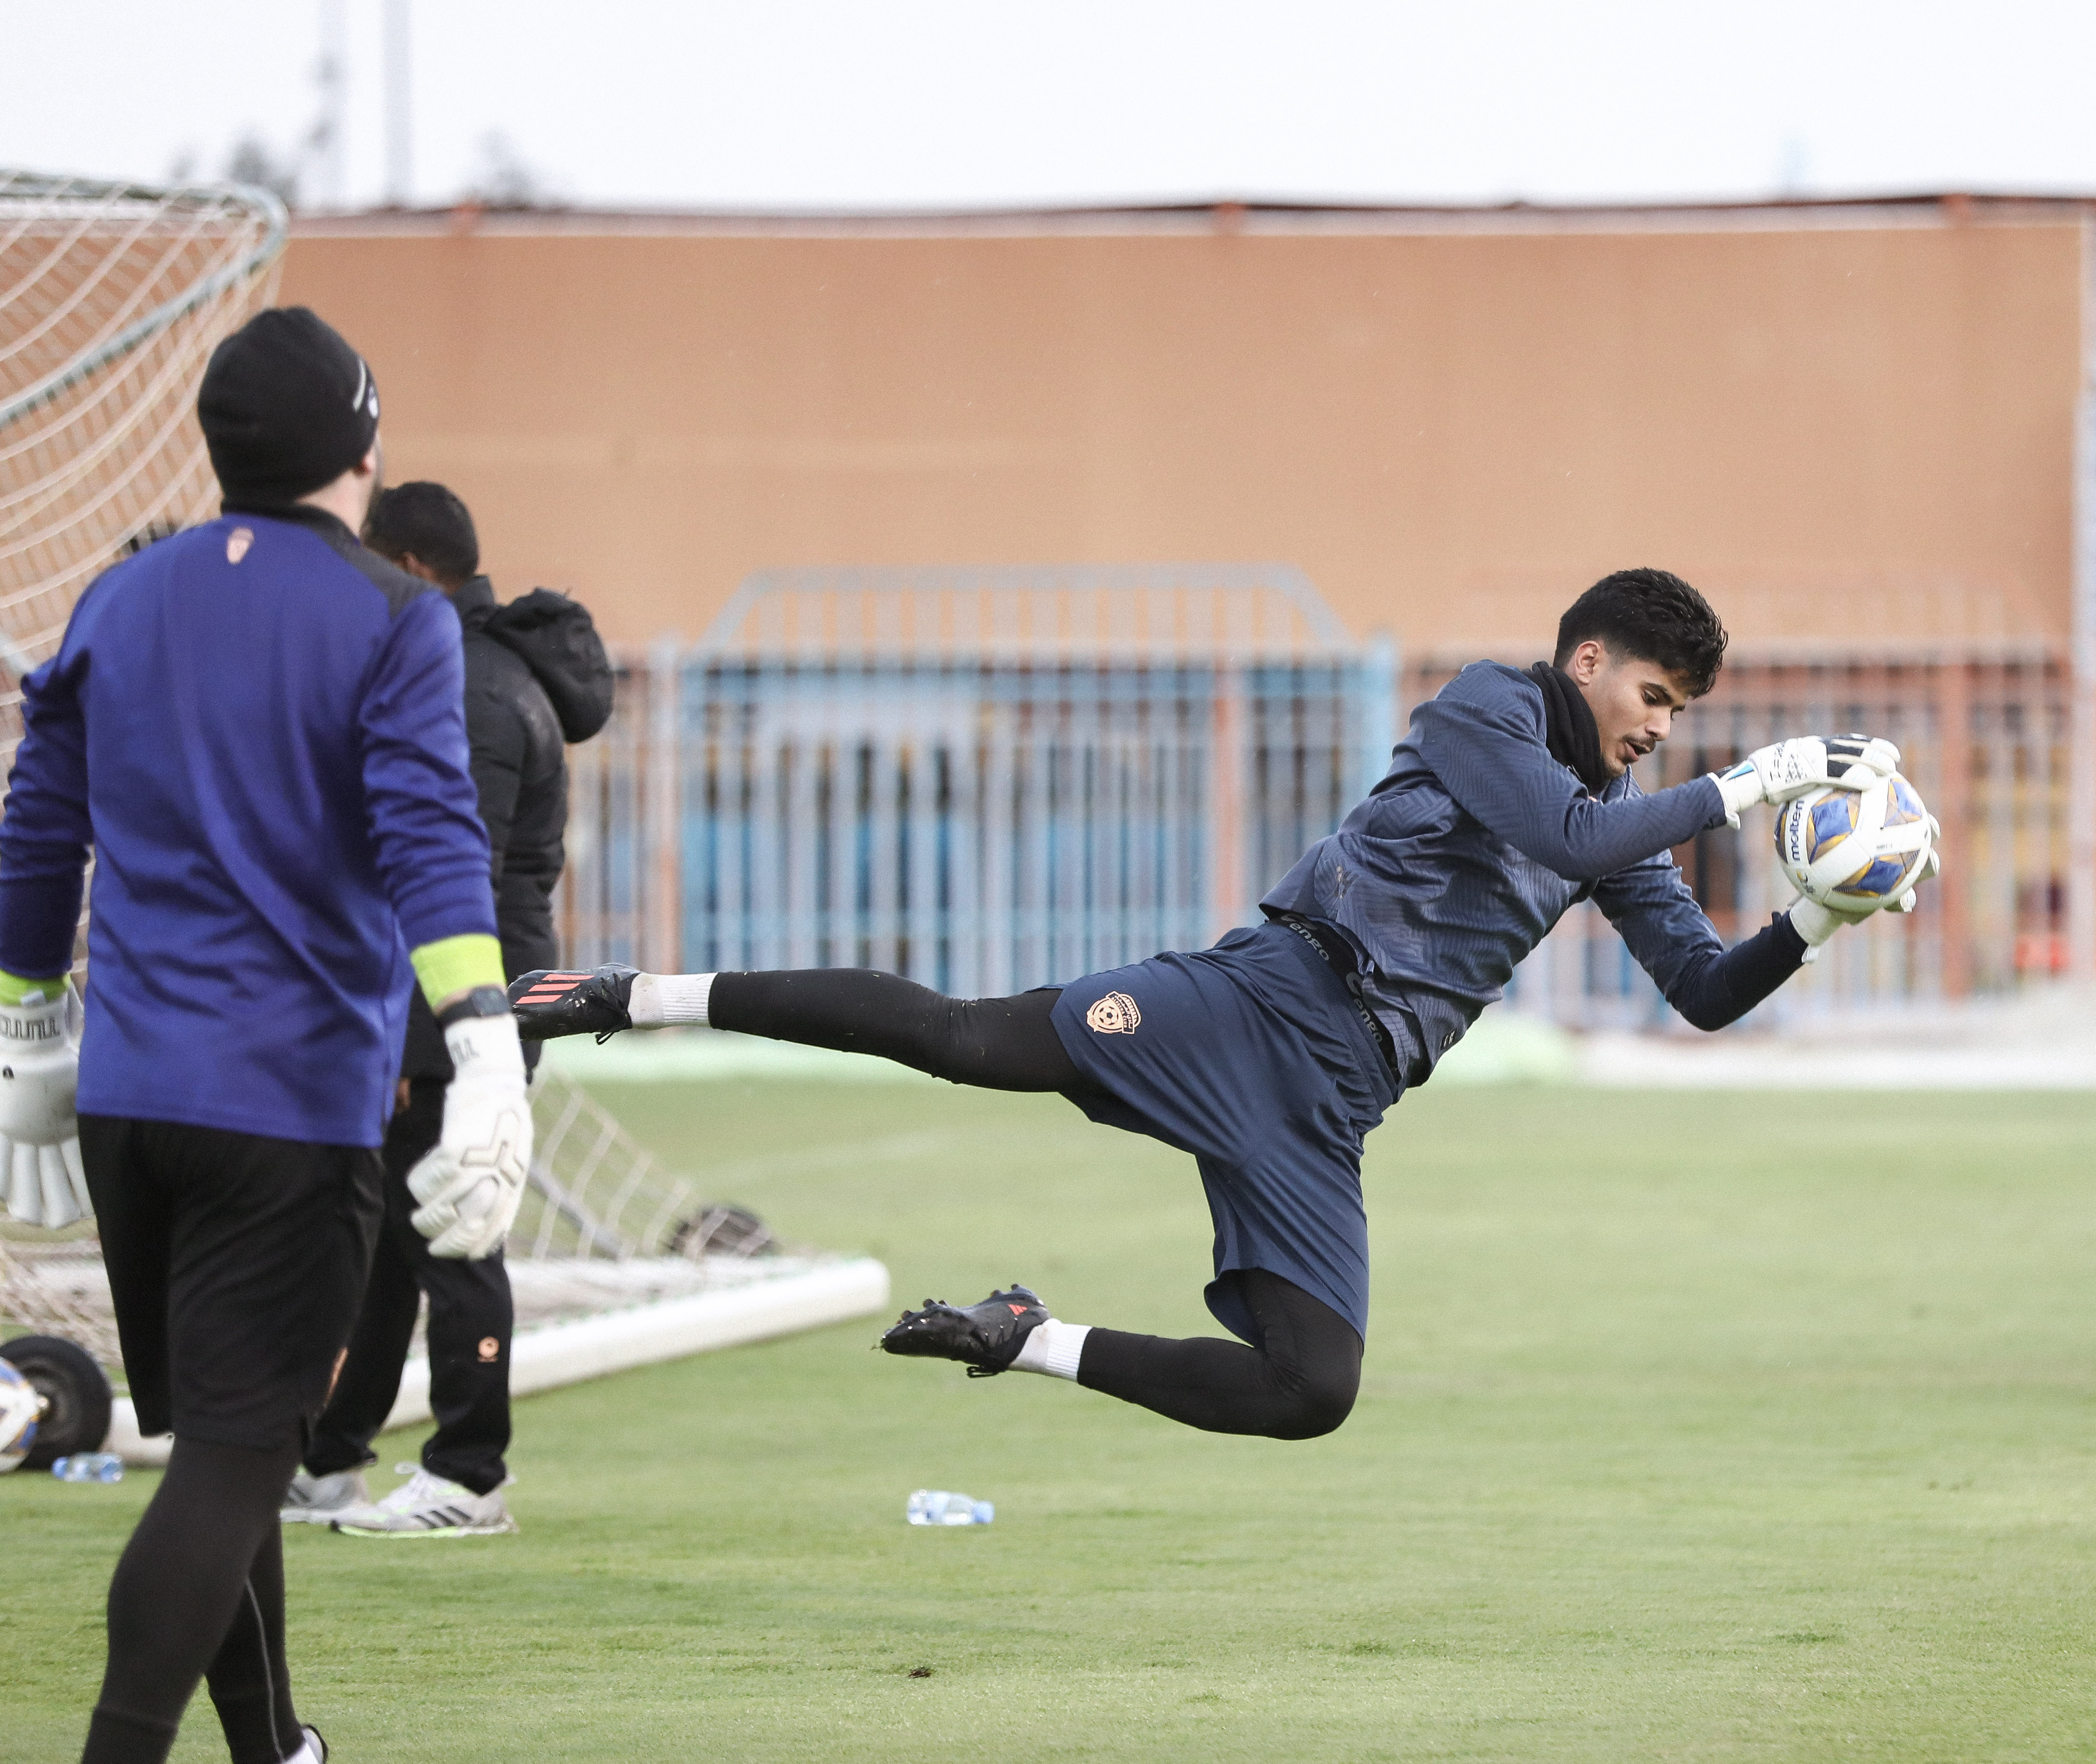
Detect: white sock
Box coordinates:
(1009, 1317, 1090, 1381)
(627, 972, 714, 1029)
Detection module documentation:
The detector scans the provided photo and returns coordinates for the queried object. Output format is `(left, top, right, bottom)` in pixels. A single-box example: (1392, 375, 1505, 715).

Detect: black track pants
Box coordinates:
(306, 1077, 514, 1495)
(710, 968, 1364, 1441)
(708, 969, 1086, 1091)
(81, 1437, 305, 1764)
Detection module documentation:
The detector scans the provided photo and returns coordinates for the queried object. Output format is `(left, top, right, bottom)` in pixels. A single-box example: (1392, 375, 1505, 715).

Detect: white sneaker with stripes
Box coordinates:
(280, 1468, 370, 1525)
(331, 1464, 518, 1537)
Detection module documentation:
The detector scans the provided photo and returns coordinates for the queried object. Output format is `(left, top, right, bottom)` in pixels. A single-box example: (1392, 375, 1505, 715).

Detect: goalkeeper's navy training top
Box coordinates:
(1262, 660, 1790, 1084)
(0, 506, 496, 1147)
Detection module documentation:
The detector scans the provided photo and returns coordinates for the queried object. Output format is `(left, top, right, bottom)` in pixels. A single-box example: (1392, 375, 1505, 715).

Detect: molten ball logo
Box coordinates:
(1085, 992, 1141, 1035)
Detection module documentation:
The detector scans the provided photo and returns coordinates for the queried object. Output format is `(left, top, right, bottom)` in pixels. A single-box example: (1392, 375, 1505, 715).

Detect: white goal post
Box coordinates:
(68, 1068, 889, 1464)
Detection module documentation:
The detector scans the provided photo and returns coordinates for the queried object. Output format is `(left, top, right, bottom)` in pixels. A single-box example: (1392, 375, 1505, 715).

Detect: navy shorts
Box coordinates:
(1050, 921, 1399, 1346)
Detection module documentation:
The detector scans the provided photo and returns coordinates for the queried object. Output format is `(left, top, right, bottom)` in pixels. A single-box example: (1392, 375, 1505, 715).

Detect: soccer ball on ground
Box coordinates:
(0, 1358, 43, 1473)
(1774, 773, 1936, 911)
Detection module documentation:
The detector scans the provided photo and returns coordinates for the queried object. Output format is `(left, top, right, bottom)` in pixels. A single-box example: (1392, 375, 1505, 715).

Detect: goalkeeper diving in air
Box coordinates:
(510, 569, 1938, 1443)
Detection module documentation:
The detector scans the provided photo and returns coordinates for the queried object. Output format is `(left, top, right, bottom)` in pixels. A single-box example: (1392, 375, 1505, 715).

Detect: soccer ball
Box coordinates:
(1774, 773, 1934, 909)
(0, 1358, 43, 1473)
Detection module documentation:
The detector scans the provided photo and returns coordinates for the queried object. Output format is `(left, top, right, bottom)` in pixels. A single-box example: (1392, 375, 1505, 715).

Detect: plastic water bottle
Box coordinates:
(51, 1453, 124, 1484)
(906, 1489, 992, 1526)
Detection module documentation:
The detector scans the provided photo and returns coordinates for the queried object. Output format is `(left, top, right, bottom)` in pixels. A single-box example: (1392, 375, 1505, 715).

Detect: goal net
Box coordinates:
(0, 170, 885, 1460)
(1, 171, 287, 711)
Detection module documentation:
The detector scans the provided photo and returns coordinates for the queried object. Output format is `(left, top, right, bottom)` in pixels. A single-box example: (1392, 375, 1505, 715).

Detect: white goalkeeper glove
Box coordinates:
(1788, 895, 1875, 949)
(1710, 734, 1900, 829)
(408, 1004, 533, 1260)
(0, 979, 90, 1230)
(1893, 827, 1944, 913)
(1788, 813, 1943, 950)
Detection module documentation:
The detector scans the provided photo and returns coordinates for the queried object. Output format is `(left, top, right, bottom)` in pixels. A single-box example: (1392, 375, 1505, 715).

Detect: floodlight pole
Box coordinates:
(384, 0, 412, 206)
(314, 0, 347, 210)
(2071, 215, 2096, 981)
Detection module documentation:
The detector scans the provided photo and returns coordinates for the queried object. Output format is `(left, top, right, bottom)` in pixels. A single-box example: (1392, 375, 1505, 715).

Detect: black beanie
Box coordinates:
(198, 307, 381, 505)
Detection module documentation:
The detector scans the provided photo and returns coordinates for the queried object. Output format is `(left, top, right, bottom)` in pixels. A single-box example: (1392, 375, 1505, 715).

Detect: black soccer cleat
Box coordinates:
(879, 1284, 1048, 1378)
(507, 964, 639, 1042)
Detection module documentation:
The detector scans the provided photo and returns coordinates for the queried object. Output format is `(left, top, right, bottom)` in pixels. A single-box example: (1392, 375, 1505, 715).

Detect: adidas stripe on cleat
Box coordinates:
(879, 1284, 1048, 1377)
(507, 964, 638, 1042)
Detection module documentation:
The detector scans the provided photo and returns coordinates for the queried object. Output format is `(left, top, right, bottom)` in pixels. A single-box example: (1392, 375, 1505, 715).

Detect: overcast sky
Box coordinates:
(4, 1, 2095, 213)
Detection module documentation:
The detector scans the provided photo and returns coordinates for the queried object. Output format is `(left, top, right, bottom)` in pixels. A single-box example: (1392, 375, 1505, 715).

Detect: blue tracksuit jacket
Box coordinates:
(1261, 660, 1740, 1079)
(0, 506, 497, 1147)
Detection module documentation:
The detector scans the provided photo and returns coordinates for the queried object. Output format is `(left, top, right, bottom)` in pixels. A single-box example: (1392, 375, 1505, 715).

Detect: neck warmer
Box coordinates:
(1526, 661, 1610, 796)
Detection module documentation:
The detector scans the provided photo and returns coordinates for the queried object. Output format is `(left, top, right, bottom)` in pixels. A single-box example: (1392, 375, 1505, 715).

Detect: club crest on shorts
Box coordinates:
(1085, 991, 1141, 1035)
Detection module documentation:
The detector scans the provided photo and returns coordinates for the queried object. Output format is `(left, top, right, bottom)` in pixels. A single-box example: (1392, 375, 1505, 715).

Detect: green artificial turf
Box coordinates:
(9, 1082, 2096, 1762)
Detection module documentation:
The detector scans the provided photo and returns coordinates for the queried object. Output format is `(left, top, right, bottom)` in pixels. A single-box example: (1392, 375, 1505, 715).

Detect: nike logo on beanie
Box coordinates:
(351, 358, 378, 423)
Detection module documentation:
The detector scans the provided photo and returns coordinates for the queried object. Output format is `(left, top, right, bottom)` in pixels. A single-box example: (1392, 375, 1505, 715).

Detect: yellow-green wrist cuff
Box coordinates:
(0, 968, 66, 1006)
(410, 934, 504, 1009)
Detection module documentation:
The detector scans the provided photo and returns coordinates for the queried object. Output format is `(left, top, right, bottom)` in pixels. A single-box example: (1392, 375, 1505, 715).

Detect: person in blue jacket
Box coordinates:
(0, 309, 533, 1764)
(507, 570, 1931, 1443)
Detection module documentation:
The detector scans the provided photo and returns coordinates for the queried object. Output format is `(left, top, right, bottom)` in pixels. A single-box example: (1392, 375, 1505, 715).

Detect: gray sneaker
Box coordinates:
(331, 1463, 518, 1538)
(281, 1468, 370, 1525)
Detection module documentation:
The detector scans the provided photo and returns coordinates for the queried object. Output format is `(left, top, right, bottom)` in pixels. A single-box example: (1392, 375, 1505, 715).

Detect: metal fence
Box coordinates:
(558, 566, 1393, 994)
(558, 568, 2068, 1029)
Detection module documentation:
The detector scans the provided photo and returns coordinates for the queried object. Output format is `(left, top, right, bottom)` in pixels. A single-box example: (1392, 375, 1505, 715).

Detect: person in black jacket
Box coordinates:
(283, 481, 613, 1535)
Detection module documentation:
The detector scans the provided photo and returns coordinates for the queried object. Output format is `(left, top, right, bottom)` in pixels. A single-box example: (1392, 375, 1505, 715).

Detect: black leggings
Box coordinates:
(710, 968, 1363, 1440)
(82, 1436, 304, 1764)
(709, 969, 1084, 1091)
(1081, 1267, 1361, 1438)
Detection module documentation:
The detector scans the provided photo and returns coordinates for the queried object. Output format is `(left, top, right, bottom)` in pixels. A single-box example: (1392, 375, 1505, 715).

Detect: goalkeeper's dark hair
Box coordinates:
(364, 480, 479, 585)
(1552, 568, 1727, 698)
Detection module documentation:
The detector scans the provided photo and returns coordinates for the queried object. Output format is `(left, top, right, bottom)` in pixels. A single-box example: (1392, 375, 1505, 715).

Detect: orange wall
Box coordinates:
(280, 215, 2082, 656)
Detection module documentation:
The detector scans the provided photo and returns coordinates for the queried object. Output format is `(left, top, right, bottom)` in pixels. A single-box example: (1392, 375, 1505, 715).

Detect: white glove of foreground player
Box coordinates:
(0, 980, 90, 1230)
(1710, 734, 1901, 829)
(408, 1012, 533, 1259)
